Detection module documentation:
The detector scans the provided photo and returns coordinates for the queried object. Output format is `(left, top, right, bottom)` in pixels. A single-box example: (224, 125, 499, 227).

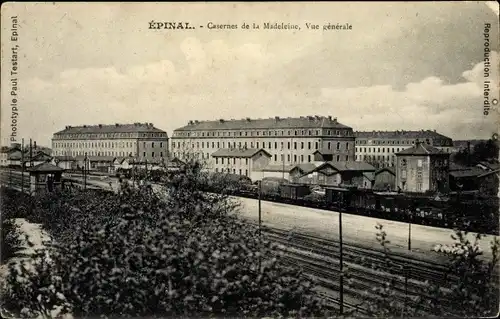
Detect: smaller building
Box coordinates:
(373, 167, 396, 191)
(28, 162, 64, 194)
(212, 148, 271, 177)
(53, 155, 78, 170)
(251, 164, 294, 181)
(395, 141, 450, 194)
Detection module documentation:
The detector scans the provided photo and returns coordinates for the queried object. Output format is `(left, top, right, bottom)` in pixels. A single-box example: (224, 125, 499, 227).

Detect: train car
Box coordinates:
(324, 186, 351, 207)
(280, 183, 311, 201)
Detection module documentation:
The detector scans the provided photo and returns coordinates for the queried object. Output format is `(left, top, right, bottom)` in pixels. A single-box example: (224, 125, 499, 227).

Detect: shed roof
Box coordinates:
(28, 162, 64, 172)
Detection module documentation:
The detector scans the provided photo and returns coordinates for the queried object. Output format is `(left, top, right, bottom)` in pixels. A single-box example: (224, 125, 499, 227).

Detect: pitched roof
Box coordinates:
(211, 148, 271, 158)
(477, 161, 500, 171)
(28, 162, 64, 172)
(450, 168, 485, 178)
(396, 142, 449, 156)
(175, 116, 351, 131)
(325, 161, 376, 172)
(375, 167, 396, 175)
(354, 130, 452, 140)
(54, 155, 77, 162)
(477, 169, 500, 179)
(53, 123, 167, 135)
(290, 162, 323, 174)
(74, 155, 116, 162)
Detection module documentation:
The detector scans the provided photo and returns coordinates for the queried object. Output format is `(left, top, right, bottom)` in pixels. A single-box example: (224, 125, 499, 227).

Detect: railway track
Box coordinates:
(257, 224, 495, 316)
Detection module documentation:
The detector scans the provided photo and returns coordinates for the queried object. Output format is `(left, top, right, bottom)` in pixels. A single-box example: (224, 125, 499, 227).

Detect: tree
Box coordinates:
(0, 161, 327, 318)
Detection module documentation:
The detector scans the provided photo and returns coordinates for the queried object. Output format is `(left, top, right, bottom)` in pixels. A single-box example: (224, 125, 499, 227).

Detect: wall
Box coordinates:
(373, 170, 396, 190)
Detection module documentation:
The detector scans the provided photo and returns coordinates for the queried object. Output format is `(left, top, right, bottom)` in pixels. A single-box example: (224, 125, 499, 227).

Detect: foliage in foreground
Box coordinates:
(359, 223, 499, 318)
(0, 162, 326, 318)
(0, 215, 22, 264)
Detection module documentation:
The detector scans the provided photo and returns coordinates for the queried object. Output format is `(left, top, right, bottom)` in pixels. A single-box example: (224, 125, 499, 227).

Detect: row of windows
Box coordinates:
(175, 129, 352, 138)
(356, 139, 452, 147)
(356, 139, 416, 145)
(55, 132, 166, 139)
(214, 168, 249, 176)
(356, 155, 396, 161)
(172, 141, 350, 151)
(54, 141, 164, 148)
(172, 152, 350, 164)
(356, 147, 404, 153)
(54, 150, 164, 157)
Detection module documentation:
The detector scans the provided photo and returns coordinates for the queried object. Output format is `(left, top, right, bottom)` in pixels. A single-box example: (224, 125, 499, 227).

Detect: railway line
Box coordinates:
(2, 170, 497, 316)
(262, 225, 463, 316)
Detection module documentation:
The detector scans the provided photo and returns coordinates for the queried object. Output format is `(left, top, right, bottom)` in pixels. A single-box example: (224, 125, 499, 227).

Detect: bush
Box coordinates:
(0, 218, 22, 264)
(0, 162, 327, 318)
(360, 223, 500, 317)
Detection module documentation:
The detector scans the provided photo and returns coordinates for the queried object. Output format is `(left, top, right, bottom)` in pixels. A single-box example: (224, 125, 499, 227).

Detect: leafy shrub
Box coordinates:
(0, 162, 327, 318)
(360, 223, 499, 318)
(0, 217, 22, 264)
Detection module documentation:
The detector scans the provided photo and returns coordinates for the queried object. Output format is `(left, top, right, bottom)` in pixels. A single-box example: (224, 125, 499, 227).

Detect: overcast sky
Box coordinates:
(1, 2, 499, 146)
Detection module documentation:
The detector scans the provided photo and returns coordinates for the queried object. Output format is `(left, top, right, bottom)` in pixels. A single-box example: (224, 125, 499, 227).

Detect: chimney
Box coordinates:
(219, 119, 225, 123)
(328, 116, 332, 121)
(115, 123, 119, 127)
(99, 124, 102, 128)
(425, 138, 430, 145)
(34, 141, 37, 150)
(333, 117, 338, 123)
(83, 125, 87, 128)
(274, 116, 280, 122)
(246, 117, 251, 122)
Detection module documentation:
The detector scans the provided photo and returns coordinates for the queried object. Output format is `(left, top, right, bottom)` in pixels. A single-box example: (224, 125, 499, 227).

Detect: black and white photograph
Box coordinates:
(1, 2, 499, 318)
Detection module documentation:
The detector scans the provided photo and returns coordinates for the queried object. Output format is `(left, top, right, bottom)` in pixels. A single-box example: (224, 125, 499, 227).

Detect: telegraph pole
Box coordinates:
(408, 209, 412, 251)
(339, 210, 344, 315)
(258, 180, 262, 271)
(84, 152, 87, 190)
(29, 139, 33, 168)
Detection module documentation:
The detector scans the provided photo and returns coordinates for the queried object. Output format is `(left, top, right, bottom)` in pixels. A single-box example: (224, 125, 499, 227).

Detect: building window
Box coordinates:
(245, 158, 249, 165)
(239, 169, 242, 175)
(287, 142, 290, 149)
(337, 142, 340, 150)
(233, 158, 236, 164)
(294, 155, 297, 162)
(216, 158, 219, 164)
(301, 142, 304, 149)
(152, 142, 155, 148)
(294, 142, 297, 149)
(308, 155, 311, 162)
(222, 158, 225, 164)
(328, 142, 331, 150)
(256, 142, 259, 148)
(287, 154, 291, 162)
(233, 169, 236, 174)
(152, 152, 155, 157)
(143, 142, 146, 147)
(336, 155, 340, 161)
(346, 142, 349, 150)
(143, 152, 146, 157)
(308, 142, 311, 149)
(215, 168, 218, 173)
(245, 142, 248, 148)
(300, 155, 304, 162)
(315, 142, 319, 149)
(274, 154, 277, 161)
(417, 159, 423, 167)
(245, 169, 248, 176)
(275, 142, 278, 149)
(345, 155, 348, 161)
(202, 142, 204, 148)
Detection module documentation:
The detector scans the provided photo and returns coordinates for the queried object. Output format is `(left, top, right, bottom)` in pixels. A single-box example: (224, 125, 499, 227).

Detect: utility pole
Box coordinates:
(21, 138, 24, 193)
(339, 210, 344, 315)
(84, 152, 87, 190)
(29, 139, 33, 168)
(258, 180, 262, 271)
(408, 208, 412, 251)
